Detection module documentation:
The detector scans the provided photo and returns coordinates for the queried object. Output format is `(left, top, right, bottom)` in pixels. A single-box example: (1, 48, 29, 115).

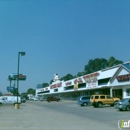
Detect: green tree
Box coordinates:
(61, 74, 74, 81)
(11, 88, 19, 96)
(50, 79, 53, 84)
(84, 58, 108, 74)
(42, 83, 49, 88)
(27, 88, 35, 95)
(0, 91, 3, 96)
(21, 92, 28, 99)
(108, 56, 123, 67)
(77, 72, 85, 77)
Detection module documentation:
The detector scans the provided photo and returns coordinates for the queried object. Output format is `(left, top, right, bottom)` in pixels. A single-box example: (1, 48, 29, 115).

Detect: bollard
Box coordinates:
(15, 103, 20, 109)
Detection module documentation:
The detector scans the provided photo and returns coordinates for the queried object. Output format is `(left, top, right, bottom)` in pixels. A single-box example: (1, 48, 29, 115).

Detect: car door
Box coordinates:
(106, 95, 113, 104)
(100, 95, 106, 104)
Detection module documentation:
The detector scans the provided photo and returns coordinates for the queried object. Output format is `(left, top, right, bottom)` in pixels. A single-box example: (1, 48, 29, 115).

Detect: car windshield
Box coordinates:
(120, 98, 130, 102)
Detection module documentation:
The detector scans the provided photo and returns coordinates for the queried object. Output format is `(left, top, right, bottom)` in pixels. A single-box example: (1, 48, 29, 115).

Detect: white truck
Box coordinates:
(0, 96, 21, 106)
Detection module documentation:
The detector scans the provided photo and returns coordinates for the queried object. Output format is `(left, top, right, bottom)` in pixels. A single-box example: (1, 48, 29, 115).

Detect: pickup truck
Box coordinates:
(90, 94, 120, 108)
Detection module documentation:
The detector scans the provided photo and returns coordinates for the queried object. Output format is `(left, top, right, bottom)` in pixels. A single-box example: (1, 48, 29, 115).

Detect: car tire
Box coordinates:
(83, 102, 88, 106)
(125, 106, 130, 111)
(0, 103, 2, 106)
(93, 105, 97, 108)
(119, 109, 123, 111)
(57, 100, 60, 102)
(110, 104, 114, 106)
(97, 102, 102, 108)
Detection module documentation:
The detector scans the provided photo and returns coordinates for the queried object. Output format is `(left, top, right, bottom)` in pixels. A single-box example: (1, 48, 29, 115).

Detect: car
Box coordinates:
(21, 97, 26, 103)
(77, 95, 91, 106)
(39, 97, 46, 101)
(114, 98, 130, 111)
(46, 97, 60, 102)
(90, 94, 120, 108)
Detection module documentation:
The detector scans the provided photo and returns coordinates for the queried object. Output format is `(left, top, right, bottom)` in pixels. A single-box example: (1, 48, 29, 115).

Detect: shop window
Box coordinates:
(98, 78, 111, 85)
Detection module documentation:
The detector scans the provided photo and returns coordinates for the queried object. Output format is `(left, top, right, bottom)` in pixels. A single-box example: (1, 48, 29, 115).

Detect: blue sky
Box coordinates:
(0, 0, 130, 94)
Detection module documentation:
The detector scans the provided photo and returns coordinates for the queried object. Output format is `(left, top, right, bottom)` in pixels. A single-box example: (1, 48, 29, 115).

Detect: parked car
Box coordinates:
(90, 94, 120, 108)
(114, 98, 130, 111)
(30, 97, 39, 101)
(40, 97, 46, 101)
(21, 97, 26, 103)
(77, 95, 91, 106)
(46, 97, 60, 102)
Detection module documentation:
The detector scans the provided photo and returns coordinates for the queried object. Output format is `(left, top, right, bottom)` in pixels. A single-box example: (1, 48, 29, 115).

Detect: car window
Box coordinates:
(82, 97, 87, 100)
(90, 96, 93, 99)
(106, 96, 112, 99)
(100, 96, 105, 99)
(120, 98, 130, 102)
(82, 97, 90, 100)
(95, 96, 99, 99)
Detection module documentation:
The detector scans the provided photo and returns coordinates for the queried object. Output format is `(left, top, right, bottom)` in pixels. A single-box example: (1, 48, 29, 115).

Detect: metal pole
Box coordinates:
(17, 52, 20, 104)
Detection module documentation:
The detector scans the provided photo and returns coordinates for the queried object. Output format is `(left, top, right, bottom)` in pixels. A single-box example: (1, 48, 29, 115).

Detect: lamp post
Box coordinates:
(16, 52, 25, 108)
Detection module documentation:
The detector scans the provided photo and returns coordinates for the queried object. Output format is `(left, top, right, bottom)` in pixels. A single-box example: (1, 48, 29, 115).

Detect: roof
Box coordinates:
(98, 66, 120, 80)
(122, 63, 130, 71)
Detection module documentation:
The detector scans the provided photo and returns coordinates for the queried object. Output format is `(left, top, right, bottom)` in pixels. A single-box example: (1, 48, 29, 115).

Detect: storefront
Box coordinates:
(36, 62, 130, 100)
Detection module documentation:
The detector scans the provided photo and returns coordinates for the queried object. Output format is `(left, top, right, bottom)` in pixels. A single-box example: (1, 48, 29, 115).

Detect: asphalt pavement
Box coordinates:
(0, 100, 125, 130)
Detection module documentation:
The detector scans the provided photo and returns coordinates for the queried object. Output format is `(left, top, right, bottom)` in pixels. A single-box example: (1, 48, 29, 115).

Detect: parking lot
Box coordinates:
(0, 100, 129, 130)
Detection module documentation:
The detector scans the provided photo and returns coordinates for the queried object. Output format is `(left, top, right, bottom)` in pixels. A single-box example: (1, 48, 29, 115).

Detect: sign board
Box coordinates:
(8, 74, 26, 80)
(37, 84, 42, 89)
(7, 86, 15, 91)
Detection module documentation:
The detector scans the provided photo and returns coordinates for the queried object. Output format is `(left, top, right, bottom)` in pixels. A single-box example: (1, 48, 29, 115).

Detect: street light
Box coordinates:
(16, 52, 26, 108)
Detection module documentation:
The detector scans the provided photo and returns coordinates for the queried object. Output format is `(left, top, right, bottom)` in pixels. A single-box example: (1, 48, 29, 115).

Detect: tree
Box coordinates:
(27, 88, 35, 95)
(61, 74, 74, 81)
(0, 91, 3, 96)
(42, 83, 49, 88)
(21, 92, 28, 99)
(77, 72, 85, 77)
(11, 88, 19, 96)
(84, 57, 123, 74)
(108, 56, 123, 67)
(84, 58, 108, 74)
(50, 79, 53, 84)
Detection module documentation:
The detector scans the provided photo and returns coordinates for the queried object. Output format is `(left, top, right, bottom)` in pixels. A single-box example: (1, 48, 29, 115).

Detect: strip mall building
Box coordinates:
(36, 61, 130, 100)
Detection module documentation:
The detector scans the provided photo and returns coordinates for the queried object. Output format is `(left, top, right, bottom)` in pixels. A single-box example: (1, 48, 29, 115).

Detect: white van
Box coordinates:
(0, 96, 21, 106)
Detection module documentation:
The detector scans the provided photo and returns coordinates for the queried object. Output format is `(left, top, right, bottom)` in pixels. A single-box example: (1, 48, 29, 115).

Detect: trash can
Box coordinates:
(15, 103, 20, 109)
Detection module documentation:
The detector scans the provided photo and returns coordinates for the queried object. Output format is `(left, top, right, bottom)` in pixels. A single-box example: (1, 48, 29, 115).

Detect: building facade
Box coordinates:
(36, 62, 130, 100)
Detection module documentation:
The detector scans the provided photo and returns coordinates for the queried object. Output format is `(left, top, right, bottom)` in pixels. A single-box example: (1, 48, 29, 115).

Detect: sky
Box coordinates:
(0, 0, 130, 94)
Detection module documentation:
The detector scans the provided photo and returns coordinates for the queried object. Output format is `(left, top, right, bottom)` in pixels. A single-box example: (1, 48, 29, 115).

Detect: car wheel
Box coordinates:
(119, 109, 123, 111)
(110, 104, 114, 106)
(97, 102, 102, 108)
(83, 102, 88, 106)
(93, 105, 97, 108)
(126, 106, 130, 111)
(57, 100, 60, 102)
(0, 103, 2, 106)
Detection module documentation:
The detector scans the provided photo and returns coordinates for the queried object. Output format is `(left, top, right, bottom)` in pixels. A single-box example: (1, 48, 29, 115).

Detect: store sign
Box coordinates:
(50, 82, 62, 89)
(7, 86, 15, 91)
(40, 89, 44, 92)
(65, 81, 72, 86)
(83, 72, 99, 88)
(74, 78, 83, 84)
(116, 74, 130, 82)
